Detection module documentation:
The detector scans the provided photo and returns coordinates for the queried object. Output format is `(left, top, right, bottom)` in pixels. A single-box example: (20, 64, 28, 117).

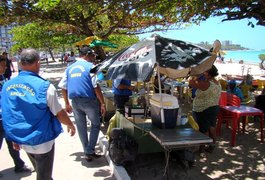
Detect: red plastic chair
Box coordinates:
(219, 91, 227, 107)
(216, 92, 241, 135)
(226, 93, 241, 107)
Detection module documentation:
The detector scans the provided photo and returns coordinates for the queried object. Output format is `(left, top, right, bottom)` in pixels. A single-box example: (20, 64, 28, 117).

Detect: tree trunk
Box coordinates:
(47, 48, 55, 63)
(94, 46, 106, 61)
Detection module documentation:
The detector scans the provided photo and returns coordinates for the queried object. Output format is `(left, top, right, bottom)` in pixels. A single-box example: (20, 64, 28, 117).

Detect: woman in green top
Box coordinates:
(189, 65, 221, 153)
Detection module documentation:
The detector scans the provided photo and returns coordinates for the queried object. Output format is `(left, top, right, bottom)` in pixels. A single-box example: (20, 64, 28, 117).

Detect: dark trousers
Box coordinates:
(114, 95, 130, 114)
(0, 121, 25, 170)
(27, 144, 55, 180)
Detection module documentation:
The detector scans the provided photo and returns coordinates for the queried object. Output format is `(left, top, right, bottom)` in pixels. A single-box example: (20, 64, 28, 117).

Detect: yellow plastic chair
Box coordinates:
(106, 80, 112, 88)
(256, 79, 264, 91)
(219, 79, 228, 91)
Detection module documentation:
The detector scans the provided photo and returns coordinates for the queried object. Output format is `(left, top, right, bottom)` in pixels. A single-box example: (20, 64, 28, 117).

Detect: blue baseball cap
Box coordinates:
(229, 79, 236, 84)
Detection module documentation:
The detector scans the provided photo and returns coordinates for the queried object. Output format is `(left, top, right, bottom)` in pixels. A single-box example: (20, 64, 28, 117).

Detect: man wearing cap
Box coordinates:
(227, 79, 244, 101)
(1, 49, 76, 180)
(59, 46, 106, 162)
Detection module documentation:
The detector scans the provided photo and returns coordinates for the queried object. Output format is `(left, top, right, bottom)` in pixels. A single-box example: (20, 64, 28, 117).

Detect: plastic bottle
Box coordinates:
(132, 94, 138, 108)
(181, 115, 188, 125)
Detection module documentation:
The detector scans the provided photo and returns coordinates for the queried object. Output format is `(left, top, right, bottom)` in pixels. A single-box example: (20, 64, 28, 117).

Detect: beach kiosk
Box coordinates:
(96, 35, 219, 174)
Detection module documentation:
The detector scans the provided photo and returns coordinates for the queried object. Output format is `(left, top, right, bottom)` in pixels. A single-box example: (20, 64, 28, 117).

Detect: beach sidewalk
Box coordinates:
(0, 123, 116, 180)
(0, 61, 119, 180)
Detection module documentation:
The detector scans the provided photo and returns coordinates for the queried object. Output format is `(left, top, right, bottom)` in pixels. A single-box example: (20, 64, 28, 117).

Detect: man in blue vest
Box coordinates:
(113, 79, 134, 114)
(0, 55, 32, 178)
(1, 49, 76, 180)
(59, 46, 106, 162)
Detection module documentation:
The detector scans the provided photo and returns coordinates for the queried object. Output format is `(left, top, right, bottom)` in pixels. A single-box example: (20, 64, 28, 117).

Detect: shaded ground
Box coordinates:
(123, 119, 265, 180)
(43, 62, 265, 180)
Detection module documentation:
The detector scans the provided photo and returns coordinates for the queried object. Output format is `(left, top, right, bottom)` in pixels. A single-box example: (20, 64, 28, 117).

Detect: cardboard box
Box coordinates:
(125, 106, 145, 118)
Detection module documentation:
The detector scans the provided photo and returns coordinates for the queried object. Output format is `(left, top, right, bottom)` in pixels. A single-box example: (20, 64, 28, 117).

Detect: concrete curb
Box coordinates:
(98, 131, 131, 180)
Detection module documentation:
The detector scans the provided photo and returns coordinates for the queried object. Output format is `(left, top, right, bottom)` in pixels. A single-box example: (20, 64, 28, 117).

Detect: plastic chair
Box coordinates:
(219, 79, 228, 91)
(216, 92, 241, 136)
(219, 91, 228, 106)
(226, 93, 241, 107)
(256, 79, 264, 92)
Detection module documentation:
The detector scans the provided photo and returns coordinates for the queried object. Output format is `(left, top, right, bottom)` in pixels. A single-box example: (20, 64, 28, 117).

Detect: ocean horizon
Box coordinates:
(223, 50, 265, 65)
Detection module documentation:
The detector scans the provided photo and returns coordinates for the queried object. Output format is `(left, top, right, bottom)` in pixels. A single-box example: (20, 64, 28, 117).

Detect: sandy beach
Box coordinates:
(214, 62, 265, 79)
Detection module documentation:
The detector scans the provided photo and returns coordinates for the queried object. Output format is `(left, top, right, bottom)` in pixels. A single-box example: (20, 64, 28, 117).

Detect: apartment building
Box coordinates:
(0, 25, 13, 53)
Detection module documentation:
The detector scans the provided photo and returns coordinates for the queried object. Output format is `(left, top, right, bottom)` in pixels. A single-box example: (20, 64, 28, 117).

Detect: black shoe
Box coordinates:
(205, 144, 215, 153)
(14, 166, 32, 173)
(0, 172, 3, 178)
(85, 153, 102, 162)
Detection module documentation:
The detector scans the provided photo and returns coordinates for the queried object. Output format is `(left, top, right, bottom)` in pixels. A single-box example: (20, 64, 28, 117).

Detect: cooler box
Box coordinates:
(150, 93, 179, 129)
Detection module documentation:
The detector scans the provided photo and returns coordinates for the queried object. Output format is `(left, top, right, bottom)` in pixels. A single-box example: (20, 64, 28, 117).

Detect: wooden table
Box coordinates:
(219, 105, 264, 146)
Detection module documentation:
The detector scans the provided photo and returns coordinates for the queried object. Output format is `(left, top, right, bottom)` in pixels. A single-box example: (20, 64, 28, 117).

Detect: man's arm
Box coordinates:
(61, 89, 72, 113)
(94, 85, 106, 116)
(117, 83, 134, 91)
(56, 109, 75, 136)
(47, 84, 75, 136)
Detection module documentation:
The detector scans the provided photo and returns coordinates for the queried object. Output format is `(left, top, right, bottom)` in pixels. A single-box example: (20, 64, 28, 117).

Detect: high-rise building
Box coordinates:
(0, 25, 14, 53)
(222, 40, 232, 46)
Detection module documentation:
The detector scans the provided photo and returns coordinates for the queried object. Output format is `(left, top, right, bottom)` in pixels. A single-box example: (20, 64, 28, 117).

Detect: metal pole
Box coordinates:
(157, 68, 165, 128)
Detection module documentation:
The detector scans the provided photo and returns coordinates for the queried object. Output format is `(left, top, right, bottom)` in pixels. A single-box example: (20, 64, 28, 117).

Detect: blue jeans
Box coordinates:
(71, 97, 101, 155)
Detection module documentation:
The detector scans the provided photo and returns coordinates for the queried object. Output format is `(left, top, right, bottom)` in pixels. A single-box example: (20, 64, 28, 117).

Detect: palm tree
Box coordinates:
(258, 54, 265, 70)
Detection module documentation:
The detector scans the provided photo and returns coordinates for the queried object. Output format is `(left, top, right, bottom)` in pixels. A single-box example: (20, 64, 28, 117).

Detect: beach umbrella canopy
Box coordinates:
(93, 34, 217, 82)
(89, 39, 118, 48)
(75, 36, 118, 48)
(75, 36, 97, 47)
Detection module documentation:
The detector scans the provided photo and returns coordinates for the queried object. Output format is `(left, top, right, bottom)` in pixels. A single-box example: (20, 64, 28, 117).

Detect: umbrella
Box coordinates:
(75, 36, 118, 48)
(90, 40, 118, 48)
(75, 36, 97, 47)
(93, 34, 217, 82)
(93, 34, 219, 129)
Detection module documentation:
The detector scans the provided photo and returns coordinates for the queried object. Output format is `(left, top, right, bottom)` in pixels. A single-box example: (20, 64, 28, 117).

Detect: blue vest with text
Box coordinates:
(1, 71, 62, 145)
(113, 79, 132, 96)
(66, 60, 96, 99)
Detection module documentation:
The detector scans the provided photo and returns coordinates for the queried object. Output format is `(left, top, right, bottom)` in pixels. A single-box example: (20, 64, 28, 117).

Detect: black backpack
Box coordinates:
(108, 128, 138, 166)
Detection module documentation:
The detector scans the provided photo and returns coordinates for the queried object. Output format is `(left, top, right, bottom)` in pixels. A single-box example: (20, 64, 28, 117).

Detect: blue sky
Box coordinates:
(138, 17, 265, 50)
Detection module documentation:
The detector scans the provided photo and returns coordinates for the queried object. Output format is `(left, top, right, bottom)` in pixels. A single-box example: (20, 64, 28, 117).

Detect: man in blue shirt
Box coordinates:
(1, 49, 76, 180)
(0, 55, 32, 177)
(59, 46, 106, 162)
(113, 79, 134, 114)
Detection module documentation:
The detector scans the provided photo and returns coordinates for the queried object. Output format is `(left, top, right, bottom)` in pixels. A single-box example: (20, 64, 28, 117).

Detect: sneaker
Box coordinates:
(85, 153, 102, 162)
(14, 166, 32, 173)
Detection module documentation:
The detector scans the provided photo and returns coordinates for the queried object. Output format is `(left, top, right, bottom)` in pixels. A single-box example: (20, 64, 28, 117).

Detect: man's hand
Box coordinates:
(67, 124, 76, 136)
(65, 104, 73, 114)
(12, 142, 21, 151)
(100, 104, 106, 117)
